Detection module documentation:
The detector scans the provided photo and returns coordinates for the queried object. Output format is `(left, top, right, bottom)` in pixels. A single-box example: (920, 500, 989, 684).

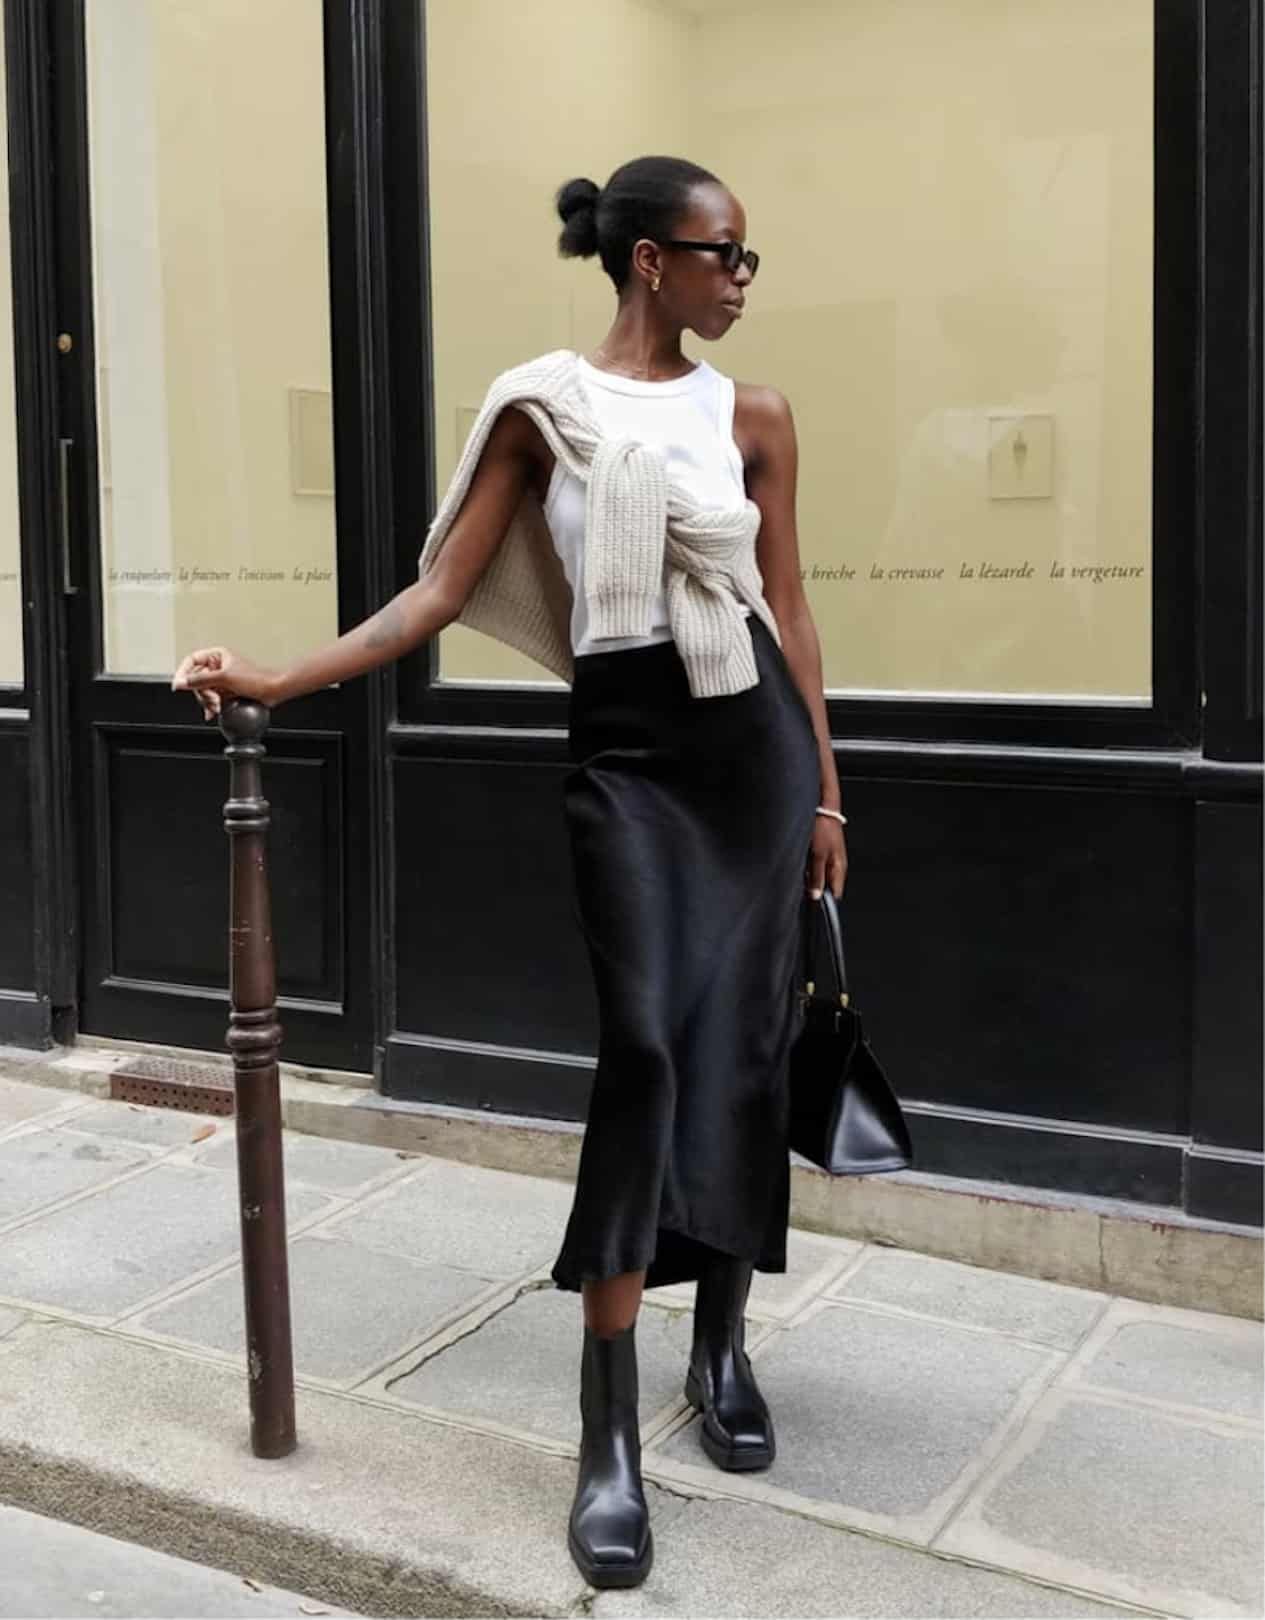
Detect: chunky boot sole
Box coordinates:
(684, 1366, 775, 1471)
(567, 1523, 654, 1589)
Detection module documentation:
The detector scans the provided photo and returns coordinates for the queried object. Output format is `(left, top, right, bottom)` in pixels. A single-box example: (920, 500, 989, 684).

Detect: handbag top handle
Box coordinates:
(802, 890, 851, 1006)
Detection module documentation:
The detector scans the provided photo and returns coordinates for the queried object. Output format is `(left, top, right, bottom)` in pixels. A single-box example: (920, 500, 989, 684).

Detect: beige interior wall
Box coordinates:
(0, 0, 23, 685)
(87, 0, 337, 677)
(427, 0, 695, 684)
(428, 0, 1153, 700)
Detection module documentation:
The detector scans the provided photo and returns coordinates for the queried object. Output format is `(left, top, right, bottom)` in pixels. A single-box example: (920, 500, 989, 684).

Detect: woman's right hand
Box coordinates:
(170, 646, 281, 722)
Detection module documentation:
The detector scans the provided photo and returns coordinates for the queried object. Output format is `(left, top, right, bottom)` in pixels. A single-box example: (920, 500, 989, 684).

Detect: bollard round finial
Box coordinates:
(220, 697, 271, 742)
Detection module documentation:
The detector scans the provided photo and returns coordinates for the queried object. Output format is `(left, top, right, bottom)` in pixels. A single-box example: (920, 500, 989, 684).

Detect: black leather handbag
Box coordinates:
(787, 889, 913, 1175)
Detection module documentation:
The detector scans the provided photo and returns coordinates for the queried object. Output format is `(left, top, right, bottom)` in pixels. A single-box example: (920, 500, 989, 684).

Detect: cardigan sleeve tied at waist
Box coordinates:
(661, 494, 770, 697)
(583, 431, 780, 695)
(584, 437, 669, 639)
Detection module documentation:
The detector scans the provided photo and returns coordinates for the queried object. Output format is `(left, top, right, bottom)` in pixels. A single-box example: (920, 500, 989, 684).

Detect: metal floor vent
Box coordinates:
(110, 1055, 235, 1117)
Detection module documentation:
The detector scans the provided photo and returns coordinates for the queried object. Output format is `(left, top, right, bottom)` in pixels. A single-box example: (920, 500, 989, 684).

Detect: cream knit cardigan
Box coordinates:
(416, 348, 783, 698)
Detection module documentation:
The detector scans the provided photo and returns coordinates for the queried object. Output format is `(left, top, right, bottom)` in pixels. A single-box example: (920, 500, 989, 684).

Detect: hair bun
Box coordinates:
(555, 176, 601, 259)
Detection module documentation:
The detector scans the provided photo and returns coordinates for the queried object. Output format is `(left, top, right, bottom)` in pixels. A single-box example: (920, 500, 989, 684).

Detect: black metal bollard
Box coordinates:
(220, 697, 296, 1459)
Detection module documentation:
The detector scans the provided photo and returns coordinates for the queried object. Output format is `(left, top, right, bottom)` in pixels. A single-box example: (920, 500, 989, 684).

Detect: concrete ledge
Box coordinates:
(790, 1166, 1262, 1321)
(2, 1038, 1260, 1321)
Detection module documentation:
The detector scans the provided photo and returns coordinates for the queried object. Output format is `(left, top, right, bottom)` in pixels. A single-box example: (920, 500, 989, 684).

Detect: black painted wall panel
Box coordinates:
(103, 738, 343, 1004)
(905, 1108, 1184, 1208)
(393, 756, 597, 1053)
(392, 758, 1193, 1140)
(1191, 799, 1264, 1150)
(0, 727, 35, 989)
(783, 777, 1189, 1135)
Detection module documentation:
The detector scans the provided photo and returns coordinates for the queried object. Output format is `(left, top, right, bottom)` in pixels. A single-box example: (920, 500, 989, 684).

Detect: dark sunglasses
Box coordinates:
(660, 239, 760, 279)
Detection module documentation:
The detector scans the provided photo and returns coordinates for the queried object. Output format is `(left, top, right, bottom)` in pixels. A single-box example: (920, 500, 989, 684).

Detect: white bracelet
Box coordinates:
(816, 806, 848, 826)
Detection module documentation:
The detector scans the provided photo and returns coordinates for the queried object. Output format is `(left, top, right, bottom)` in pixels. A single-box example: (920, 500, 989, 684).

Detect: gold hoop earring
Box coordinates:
(651, 275, 661, 293)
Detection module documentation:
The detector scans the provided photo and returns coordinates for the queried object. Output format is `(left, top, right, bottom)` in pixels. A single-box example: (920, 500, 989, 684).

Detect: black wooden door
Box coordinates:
(45, 0, 377, 1072)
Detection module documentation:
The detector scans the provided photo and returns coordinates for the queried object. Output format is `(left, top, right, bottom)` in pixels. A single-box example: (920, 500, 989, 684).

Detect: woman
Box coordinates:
(173, 155, 847, 1590)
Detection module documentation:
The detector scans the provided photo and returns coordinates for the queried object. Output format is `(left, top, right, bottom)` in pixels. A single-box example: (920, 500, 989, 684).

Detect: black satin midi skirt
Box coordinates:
(550, 614, 821, 1293)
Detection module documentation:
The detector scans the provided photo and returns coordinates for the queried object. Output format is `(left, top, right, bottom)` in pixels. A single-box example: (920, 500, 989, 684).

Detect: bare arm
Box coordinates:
(172, 407, 544, 718)
(737, 382, 847, 899)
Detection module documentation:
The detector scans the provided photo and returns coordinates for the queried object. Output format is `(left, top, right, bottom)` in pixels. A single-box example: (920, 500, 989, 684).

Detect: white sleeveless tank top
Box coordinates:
(542, 355, 750, 657)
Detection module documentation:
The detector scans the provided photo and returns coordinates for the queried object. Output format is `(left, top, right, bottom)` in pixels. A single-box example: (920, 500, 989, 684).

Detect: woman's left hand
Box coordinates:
(807, 816, 847, 900)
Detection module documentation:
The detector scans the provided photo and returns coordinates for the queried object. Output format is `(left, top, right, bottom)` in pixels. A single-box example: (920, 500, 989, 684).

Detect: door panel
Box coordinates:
(49, 0, 373, 1070)
(85, 0, 340, 682)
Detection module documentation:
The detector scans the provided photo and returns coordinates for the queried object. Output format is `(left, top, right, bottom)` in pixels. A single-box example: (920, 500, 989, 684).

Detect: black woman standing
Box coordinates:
(172, 155, 847, 1590)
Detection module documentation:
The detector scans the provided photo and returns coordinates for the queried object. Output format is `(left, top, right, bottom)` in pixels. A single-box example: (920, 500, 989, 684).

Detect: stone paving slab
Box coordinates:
(1073, 1299, 1263, 1420)
(0, 1126, 151, 1227)
(191, 1131, 419, 1197)
(131, 1235, 500, 1386)
(0, 1075, 88, 1131)
(938, 1390, 1264, 1617)
(56, 1100, 227, 1152)
(0, 1163, 334, 1318)
(829, 1248, 1109, 1349)
(588, 1495, 1140, 1619)
(646, 1226, 862, 1319)
(323, 1157, 575, 1279)
(0, 1503, 357, 1618)
(383, 1284, 712, 1441)
(651, 1300, 1057, 1541)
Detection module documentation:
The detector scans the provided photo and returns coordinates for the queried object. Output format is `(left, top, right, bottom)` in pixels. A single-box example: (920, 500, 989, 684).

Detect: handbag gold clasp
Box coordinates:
(801, 980, 849, 1009)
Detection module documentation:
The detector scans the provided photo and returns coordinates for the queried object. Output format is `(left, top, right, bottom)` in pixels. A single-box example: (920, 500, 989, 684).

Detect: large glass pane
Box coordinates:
(0, 0, 23, 686)
(87, 0, 337, 678)
(426, 0, 1153, 702)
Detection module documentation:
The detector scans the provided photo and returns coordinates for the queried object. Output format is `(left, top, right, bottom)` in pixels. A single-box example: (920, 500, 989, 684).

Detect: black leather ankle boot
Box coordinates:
(684, 1254, 775, 1471)
(567, 1321, 653, 1588)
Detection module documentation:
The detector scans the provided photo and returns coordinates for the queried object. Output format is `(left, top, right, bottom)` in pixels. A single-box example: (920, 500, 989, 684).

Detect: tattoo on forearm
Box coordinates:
(364, 600, 406, 652)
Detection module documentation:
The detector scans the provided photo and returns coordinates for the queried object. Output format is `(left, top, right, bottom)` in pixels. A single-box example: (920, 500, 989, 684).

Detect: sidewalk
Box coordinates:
(0, 1070, 1259, 1619)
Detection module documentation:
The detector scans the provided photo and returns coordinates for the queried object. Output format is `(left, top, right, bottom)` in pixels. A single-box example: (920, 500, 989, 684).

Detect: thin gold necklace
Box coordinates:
(586, 345, 695, 383)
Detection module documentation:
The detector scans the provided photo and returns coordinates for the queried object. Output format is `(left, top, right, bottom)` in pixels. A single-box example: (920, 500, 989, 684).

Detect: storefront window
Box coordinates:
(426, 0, 1153, 702)
(0, 0, 23, 687)
(86, 0, 337, 678)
